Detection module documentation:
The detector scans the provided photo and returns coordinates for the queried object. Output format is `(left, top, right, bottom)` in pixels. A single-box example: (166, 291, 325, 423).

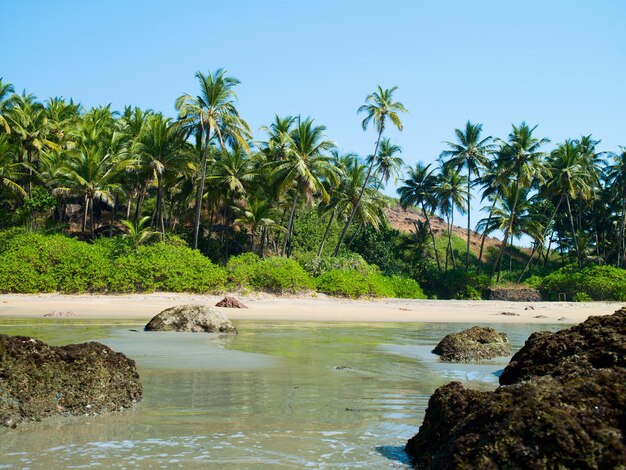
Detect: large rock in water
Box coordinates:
(406, 308, 626, 469)
(432, 326, 511, 362)
(0, 335, 142, 427)
(144, 304, 237, 334)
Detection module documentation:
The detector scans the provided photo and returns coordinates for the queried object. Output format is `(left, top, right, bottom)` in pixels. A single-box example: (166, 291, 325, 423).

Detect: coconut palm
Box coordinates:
(176, 69, 251, 249)
(334, 86, 407, 255)
(121, 216, 156, 249)
(367, 138, 404, 187)
(397, 162, 442, 271)
(492, 123, 549, 281)
(441, 121, 493, 270)
(0, 79, 15, 133)
(435, 165, 468, 271)
(234, 198, 280, 254)
(0, 135, 27, 197)
(268, 117, 337, 256)
(607, 147, 626, 266)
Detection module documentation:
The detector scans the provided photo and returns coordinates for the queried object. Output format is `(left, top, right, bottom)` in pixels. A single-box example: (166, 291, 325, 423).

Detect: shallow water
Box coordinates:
(0, 320, 563, 469)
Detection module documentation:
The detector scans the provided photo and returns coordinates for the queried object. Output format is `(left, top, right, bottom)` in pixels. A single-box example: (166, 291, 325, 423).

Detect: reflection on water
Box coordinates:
(0, 320, 562, 468)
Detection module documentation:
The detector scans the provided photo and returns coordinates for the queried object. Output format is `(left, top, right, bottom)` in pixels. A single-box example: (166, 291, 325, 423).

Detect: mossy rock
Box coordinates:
(432, 326, 511, 362)
(144, 304, 237, 334)
(0, 335, 142, 427)
(407, 308, 626, 469)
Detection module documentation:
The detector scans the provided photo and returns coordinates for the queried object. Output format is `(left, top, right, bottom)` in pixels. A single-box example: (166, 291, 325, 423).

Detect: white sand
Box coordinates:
(0, 293, 622, 324)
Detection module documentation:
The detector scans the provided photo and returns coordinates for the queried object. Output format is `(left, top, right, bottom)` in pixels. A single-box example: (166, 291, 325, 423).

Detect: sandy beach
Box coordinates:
(0, 293, 622, 324)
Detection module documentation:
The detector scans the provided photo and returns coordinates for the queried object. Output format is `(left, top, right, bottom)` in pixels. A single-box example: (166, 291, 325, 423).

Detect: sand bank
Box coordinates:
(0, 293, 622, 324)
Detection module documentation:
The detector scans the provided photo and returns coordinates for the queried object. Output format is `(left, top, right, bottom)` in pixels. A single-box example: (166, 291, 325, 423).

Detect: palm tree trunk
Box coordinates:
(466, 165, 471, 271)
(544, 228, 555, 267)
(450, 210, 457, 269)
(445, 214, 452, 273)
(260, 226, 267, 257)
(90, 197, 95, 240)
(477, 198, 497, 275)
(618, 197, 626, 267)
(126, 194, 133, 219)
(109, 195, 116, 238)
(509, 237, 514, 273)
(317, 211, 335, 257)
(281, 191, 299, 257)
(421, 202, 441, 272)
(157, 174, 165, 239)
(334, 128, 383, 255)
(82, 194, 89, 233)
(347, 222, 363, 249)
(565, 194, 582, 268)
(495, 182, 520, 282)
(518, 241, 539, 283)
(192, 126, 211, 250)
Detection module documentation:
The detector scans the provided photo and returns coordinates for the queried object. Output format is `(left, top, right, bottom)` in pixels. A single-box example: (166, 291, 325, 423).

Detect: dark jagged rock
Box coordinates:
(144, 304, 237, 334)
(406, 308, 626, 469)
(488, 287, 542, 302)
(500, 307, 626, 385)
(215, 296, 248, 309)
(0, 335, 142, 427)
(432, 326, 511, 362)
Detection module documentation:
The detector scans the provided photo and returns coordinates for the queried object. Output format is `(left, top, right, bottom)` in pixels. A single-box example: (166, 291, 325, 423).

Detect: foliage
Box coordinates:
(249, 257, 314, 293)
(540, 265, 626, 301)
(298, 252, 373, 277)
(226, 252, 261, 288)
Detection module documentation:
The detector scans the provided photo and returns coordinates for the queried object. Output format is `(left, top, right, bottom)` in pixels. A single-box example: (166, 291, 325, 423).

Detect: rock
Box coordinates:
(525, 305, 535, 310)
(432, 326, 511, 362)
(488, 287, 542, 302)
(0, 335, 142, 427)
(144, 304, 237, 334)
(43, 311, 77, 318)
(533, 314, 549, 319)
(406, 308, 626, 469)
(558, 316, 569, 321)
(498, 311, 520, 316)
(215, 296, 248, 309)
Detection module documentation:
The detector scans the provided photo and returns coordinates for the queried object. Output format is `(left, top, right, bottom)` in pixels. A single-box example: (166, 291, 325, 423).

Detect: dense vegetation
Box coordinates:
(1, 71, 625, 299)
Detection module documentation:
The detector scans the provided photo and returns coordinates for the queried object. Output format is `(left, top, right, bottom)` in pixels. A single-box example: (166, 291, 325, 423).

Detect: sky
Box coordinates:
(2, 1, 625, 243)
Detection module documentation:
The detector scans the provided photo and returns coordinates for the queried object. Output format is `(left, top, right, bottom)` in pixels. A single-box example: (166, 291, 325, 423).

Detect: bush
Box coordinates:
(226, 252, 261, 289)
(298, 253, 373, 277)
(249, 257, 314, 293)
(540, 265, 626, 301)
(385, 275, 428, 299)
(111, 243, 227, 293)
(573, 292, 593, 302)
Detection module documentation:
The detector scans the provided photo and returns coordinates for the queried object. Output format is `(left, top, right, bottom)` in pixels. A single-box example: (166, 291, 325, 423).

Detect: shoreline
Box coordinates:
(0, 293, 623, 324)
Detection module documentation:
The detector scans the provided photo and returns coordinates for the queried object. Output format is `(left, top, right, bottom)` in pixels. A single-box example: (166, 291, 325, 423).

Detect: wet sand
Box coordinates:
(0, 293, 622, 323)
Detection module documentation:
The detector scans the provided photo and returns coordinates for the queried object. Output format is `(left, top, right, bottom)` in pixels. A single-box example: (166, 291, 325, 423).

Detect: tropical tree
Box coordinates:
(121, 216, 156, 249)
(176, 69, 251, 249)
(491, 123, 548, 281)
(398, 162, 442, 271)
(0, 135, 27, 196)
(334, 86, 407, 255)
(440, 121, 493, 270)
(234, 198, 280, 254)
(435, 165, 468, 271)
(607, 147, 626, 266)
(0, 79, 15, 133)
(368, 138, 404, 186)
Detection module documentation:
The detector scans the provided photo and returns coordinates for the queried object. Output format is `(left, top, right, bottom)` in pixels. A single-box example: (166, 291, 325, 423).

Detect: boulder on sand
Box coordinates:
(0, 335, 142, 427)
(215, 296, 248, 309)
(406, 308, 626, 469)
(144, 304, 237, 334)
(432, 326, 511, 362)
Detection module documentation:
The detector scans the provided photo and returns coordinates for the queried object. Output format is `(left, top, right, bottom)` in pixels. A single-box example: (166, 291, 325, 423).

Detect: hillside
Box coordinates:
(385, 204, 504, 256)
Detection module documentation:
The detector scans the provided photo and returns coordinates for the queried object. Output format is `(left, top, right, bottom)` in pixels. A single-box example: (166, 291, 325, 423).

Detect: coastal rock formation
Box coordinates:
(432, 326, 511, 362)
(0, 335, 142, 427)
(406, 308, 626, 469)
(144, 304, 237, 334)
(487, 287, 542, 302)
(215, 296, 248, 309)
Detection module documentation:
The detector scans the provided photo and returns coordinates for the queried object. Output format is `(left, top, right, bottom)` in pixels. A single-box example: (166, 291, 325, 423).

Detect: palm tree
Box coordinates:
(268, 117, 337, 256)
(176, 69, 251, 249)
(435, 165, 468, 271)
(334, 86, 407, 255)
(398, 162, 442, 271)
(0, 78, 15, 133)
(0, 135, 27, 197)
(367, 138, 404, 187)
(58, 144, 135, 238)
(121, 216, 156, 249)
(234, 198, 280, 254)
(134, 113, 185, 238)
(440, 121, 493, 270)
(492, 123, 548, 281)
(607, 147, 626, 266)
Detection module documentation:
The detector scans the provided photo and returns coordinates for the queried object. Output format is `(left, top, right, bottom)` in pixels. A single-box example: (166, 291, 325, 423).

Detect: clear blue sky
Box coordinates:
(2, 1, 625, 241)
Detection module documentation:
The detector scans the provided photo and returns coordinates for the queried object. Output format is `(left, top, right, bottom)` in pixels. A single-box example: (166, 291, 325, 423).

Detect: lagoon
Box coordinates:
(0, 320, 562, 469)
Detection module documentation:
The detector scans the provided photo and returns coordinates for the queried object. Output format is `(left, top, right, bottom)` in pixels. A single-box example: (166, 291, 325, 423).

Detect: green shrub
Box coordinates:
(573, 292, 593, 302)
(249, 257, 314, 293)
(525, 275, 543, 289)
(540, 265, 626, 301)
(111, 243, 227, 293)
(298, 253, 373, 277)
(226, 252, 261, 288)
(385, 275, 427, 299)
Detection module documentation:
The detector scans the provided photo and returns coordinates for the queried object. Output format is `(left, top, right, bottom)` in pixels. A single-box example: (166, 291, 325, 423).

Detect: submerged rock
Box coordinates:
(215, 296, 248, 309)
(406, 308, 626, 469)
(432, 326, 511, 362)
(144, 304, 237, 334)
(0, 335, 142, 427)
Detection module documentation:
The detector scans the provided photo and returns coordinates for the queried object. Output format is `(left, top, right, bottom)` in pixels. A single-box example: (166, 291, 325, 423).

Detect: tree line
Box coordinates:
(0, 70, 625, 281)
